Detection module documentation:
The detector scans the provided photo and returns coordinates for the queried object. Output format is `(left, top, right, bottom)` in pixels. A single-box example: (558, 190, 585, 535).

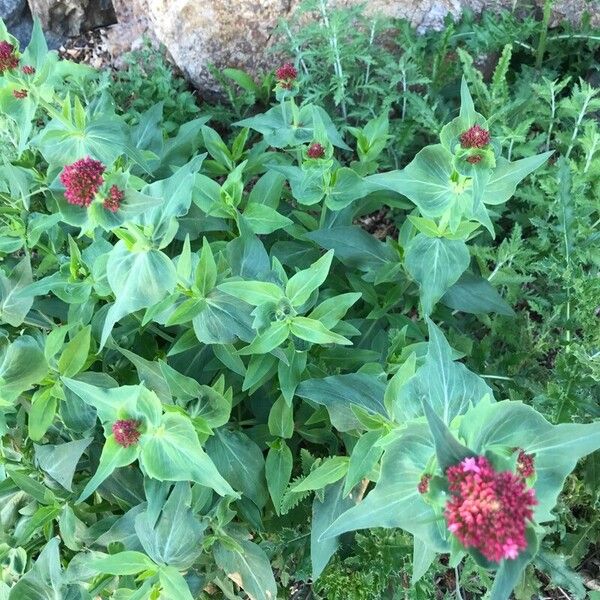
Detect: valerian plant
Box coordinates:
(0, 18, 598, 600)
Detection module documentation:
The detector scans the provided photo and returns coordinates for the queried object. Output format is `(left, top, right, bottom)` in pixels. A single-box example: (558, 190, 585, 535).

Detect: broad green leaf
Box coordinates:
(205, 428, 267, 508)
(292, 457, 349, 492)
(344, 430, 384, 495)
(34, 438, 92, 492)
(218, 280, 284, 306)
(140, 413, 236, 497)
(135, 483, 206, 569)
(289, 317, 351, 346)
(392, 320, 492, 425)
(196, 237, 218, 296)
(277, 346, 307, 404)
(405, 234, 470, 315)
(243, 204, 292, 234)
(214, 538, 277, 600)
(308, 292, 361, 329)
(28, 388, 57, 441)
(311, 480, 355, 579)
(326, 168, 369, 210)
(158, 566, 194, 600)
(88, 551, 156, 575)
(412, 539, 437, 584)
(238, 321, 289, 355)
(306, 226, 396, 271)
(322, 424, 448, 552)
(57, 326, 91, 377)
(297, 373, 388, 431)
(268, 396, 294, 439)
(78, 436, 140, 502)
(442, 273, 515, 316)
(0, 336, 48, 405)
(265, 440, 293, 514)
(286, 250, 333, 307)
(482, 152, 553, 205)
(0, 255, 33, 326)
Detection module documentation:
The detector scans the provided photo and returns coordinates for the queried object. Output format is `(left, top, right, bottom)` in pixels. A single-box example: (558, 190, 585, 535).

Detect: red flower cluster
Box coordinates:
(0, 41, 18, 73)
(22, 65, 36, 75)
(103, 185, 125, 213)
(60, 157, 105, 207)
(307, 142, 325, 159)
(445, 456, 537, 562)
(276, 63, 297, 89)
(417, 474, 431, 494)
(466, 154, 482, 164)
(12, 89, 28, 99)
(112, 419, 141, 447)
(516, 449, 535, 478)
(460, 124, 490, 149)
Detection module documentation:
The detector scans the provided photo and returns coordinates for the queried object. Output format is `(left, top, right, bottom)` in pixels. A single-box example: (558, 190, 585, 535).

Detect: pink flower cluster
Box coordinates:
(445, 456, 536, 562)
(307, 142, 325, 159)
(516, 449, 535, 478)
(60, 157, 105, 207)
(460, 124, 490, 149)
(276, 63, 297, 89)
(12, 89, 28, 99)
(103, 185, 125, 213)
(0, 41, 18, 73)
(21, 65, 36, 75)
(112, 419, 141, 447)
(418, 474, 431, 494)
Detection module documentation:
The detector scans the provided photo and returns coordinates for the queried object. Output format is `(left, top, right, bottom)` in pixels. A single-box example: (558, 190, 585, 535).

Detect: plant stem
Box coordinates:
(535, 0, 554, 70)
(565, 87, 594, 159)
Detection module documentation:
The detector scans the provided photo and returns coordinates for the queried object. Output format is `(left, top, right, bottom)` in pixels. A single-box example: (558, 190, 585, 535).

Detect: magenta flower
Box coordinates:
(466, 154, 483, 164)
(460, 124, 490, 149)
(103, 185, 125, 213)
(12, 88, 28, 99)
(516, 449, 535, 479)
(276, 63, 297, 89)
(112, 419, 141, 447)
(0, 41, 18, 73)
(417, 474, 431, 494)
(21, 65, 36, 75)
(307, 142, 325, 159)
(59, 157, 105, 207)
(445, 455, 536, 562)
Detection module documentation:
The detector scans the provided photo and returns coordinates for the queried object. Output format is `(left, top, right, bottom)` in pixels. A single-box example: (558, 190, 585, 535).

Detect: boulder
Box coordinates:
(133, 0, 599, 94)
(0, 0, 26, 26)
(27, 0, 117, 37)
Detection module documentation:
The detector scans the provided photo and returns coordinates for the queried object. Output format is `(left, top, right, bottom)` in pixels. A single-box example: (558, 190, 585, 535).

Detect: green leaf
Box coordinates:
(286, 250, 334, 307)
(196, 237, 218, 296)
(57, 326, 91, 377)
(268, 396, 294, 439)
(0, 255, 33, 327)
(392, 319, 492, 425)
(34, 438, 92, 492)
(322, 424, 447, 552)
(421, 398, 474, 471)
(412, 539, 437, 584)
(205, 428, 267, 508)
(311, 480, 355, 579)
(326, 168, 369, 210)
(405, 234, 470, 315)
(28, 388, 57, 441)
(482, 152, 553, 205)
(135, 482, 206, 569)
(344, 430, 384, 495)
(214, 538, 277, 600)
(243, 204, 293, 234)
(89, 551, 156, 575)
(159, 566, 195, 600)
(277, 346, 307, 404)
(292, 456, 349, 492)
(289, 317, 351, 346)
(218, 280, 284, 306)
(141, 413, 236, 497)
(238, 321, 290, 355)
(306, 226, 396, 271)
(297, 373, 388, 432)
(0, 336, 48, 405)
(442, 273, 515, 316)
(308, 292, 361, 329)
(78, 436, 140, 502)
(265, 440, 293, 514)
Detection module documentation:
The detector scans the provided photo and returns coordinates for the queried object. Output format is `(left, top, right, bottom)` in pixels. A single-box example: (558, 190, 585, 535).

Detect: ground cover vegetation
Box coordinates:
(0, 1, 599, 598)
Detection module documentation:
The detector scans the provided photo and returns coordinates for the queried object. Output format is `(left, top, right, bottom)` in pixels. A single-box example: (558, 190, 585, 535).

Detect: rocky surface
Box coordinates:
(4, 0, 599, 93)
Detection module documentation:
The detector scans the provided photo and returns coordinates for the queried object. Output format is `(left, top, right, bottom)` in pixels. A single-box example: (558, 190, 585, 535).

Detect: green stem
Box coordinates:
(319, 202, 328, 229)
(535, 0, 553, 70)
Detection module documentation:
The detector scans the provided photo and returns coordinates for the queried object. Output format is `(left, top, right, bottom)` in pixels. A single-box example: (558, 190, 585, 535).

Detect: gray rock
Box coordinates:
(27, 0, 117, 37)
(0, 0, 26, 26)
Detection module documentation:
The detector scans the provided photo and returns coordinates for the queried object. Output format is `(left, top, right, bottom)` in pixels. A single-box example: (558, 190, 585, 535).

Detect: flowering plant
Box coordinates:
(0, 18, 598, 600)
